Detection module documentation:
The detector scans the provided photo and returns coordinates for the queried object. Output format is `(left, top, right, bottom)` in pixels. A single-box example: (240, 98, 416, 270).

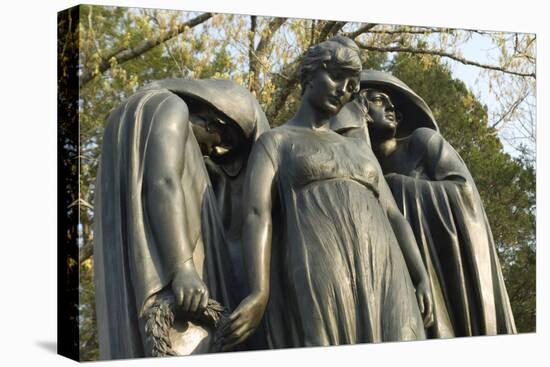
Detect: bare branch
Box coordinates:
(68, 198, 94, 210)
(329, 21, 347, 37)
(265, 61, 301, 122)
(74, 154, 98, 162)
(150, 11, 187, 77)
(310, 19, 316, 47)
(364, 27, 454, 36)
(80, 242, 94, 264)
(87, 6, 103, 59)
(355, 42, 536, 79)
(256, 18, 288, 57)
(81, 12, 214, 85)
(342, 23, 378, 39)
(319, 21, 346, 41)
(249, 17, 288, 96)
(490, 92, 530, 129)
(248, 16, 258, 93)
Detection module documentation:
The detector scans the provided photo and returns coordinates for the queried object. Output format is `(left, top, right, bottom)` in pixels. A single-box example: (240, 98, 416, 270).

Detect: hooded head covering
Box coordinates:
(360, 70, 438, 138)
(143, 78, 270, 177)
(143, 78, 269, 143)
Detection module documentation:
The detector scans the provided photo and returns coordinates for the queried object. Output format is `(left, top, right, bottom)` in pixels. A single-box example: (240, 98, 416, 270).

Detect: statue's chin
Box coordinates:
(213, 146, 230, 155)
(210, 148, 239, 165)
(370, 125, 396, 141)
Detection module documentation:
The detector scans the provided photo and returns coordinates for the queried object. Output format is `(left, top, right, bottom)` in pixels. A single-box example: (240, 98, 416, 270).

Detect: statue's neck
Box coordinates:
(372, 137, 398, 159)
(289, 100, 332, 130)
(372, 137, 404, 174)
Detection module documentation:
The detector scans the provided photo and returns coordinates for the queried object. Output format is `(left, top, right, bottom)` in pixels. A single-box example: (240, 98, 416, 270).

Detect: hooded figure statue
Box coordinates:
(94, 79, 269, 359)
(353, 70, 516, 338)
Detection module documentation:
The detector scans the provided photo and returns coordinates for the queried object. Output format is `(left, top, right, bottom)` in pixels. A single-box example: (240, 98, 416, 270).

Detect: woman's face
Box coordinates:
(306, 62, 360, 116)
(366, 89, 399, 139)
(191, 109, 244, 161)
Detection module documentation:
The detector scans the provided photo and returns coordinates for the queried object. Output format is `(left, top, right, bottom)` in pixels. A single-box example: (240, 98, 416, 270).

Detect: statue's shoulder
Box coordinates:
(253, 126, 298, 164)
(407, 127, 440, 150)
(105, 89, 190, 139)
(256, 126, 288, 145)
(409, 127, 439, 144)
(401, 127, 443, 162)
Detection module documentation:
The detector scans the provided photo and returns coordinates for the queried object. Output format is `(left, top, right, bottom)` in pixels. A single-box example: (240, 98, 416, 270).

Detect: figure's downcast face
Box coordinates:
(307, 61, 360, 116)
(191, 107, 244, 160)
(366, 89, 399, 139)
(299, 36, 362, 117)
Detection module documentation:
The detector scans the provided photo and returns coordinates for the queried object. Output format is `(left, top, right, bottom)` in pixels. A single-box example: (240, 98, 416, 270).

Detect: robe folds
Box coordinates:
(94, 79, 269, 359)
(385, 132, 517, 337)
(347, 69, 517, 338)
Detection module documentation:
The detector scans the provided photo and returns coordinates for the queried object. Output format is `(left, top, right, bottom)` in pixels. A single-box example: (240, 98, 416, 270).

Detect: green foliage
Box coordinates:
(503, 242, 536, 332)
(79, 260, 99, 360)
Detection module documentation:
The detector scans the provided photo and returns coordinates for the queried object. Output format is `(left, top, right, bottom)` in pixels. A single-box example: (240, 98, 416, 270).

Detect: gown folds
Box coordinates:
(359, 70, 516, 337)
(254, 125, 426, 348)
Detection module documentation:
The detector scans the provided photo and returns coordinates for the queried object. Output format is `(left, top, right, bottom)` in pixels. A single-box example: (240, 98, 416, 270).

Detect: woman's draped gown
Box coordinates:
(253, 125, 426, 348)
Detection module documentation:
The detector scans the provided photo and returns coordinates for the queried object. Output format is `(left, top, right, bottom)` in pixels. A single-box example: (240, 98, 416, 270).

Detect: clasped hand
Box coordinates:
(416, 279, 434, 328)
(171, 259, 209, 314)
(219, 293, 267, 351)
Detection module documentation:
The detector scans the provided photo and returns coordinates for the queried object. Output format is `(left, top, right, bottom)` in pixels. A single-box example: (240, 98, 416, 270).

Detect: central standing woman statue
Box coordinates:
(222, 36, 433, 350)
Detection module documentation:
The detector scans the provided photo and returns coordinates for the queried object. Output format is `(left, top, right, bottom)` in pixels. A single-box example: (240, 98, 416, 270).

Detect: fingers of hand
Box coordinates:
(189, 292, 202, 313)
(175, 289, 184, 306)
(424, 296, 434, 327)
(222, 315, 246, 338)
(425, 312, 434, 328)
(222, 325, 251, 351)
(183, 287, 206, 313)
(199, 291, 209, 312)
(228, 309, 242, 322)
(426, 295, 433, 316)
(182, 291, 193, 312)
(417, 293, 425, 314)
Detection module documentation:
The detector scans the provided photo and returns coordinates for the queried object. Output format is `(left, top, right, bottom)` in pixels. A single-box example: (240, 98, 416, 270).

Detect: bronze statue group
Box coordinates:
(93, 36, 516, 360)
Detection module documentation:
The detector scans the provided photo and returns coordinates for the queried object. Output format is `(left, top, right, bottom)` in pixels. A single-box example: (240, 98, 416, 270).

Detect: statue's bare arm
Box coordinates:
(143, 92, 208, 314)
(221, 140, 276, 350)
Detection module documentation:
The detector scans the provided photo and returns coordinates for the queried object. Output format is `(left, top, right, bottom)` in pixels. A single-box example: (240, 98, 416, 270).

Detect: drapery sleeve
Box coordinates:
(384, 129, 516, 337)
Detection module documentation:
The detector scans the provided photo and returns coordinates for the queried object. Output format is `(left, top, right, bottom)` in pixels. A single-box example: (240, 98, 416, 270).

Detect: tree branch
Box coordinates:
(81, 12, 214, 85)
(329, 21, 347, 37)
(318, 21, 346, 42)
(364, 27, 455, 36)
(68, 198, 94, 210)
(248, 15, 258, 94)
(256, 18, 288, 58)
(265, 61, 301, 123)
(249, 17, 287, 96)
(342, 23, 378, 39)
(356, 42, 536, 79)
(490, 92, 530, 129)
(80, 241, 94, 264)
